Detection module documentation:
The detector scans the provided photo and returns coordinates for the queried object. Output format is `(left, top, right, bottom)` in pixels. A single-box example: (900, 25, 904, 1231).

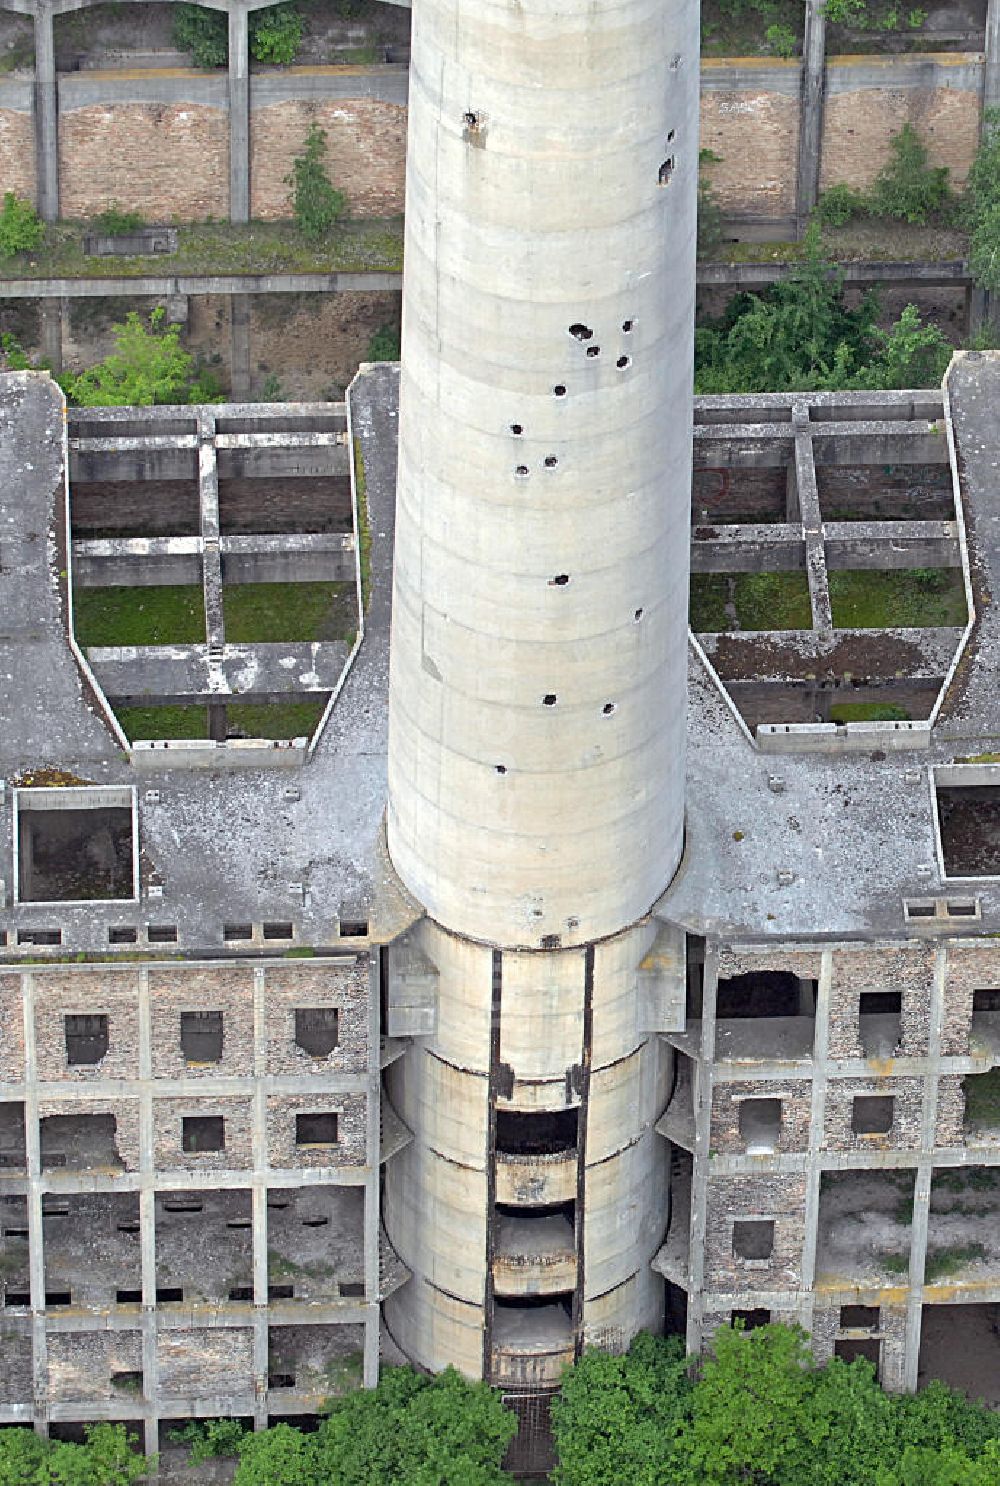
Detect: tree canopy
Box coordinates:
(552, 1325, 1000, 1486)
(695, 232, 953, 395)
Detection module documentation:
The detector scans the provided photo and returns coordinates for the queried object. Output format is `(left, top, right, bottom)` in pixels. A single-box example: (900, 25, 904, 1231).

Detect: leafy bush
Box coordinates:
(171, 1418, 247, 1462)
(694, 230, 952, 394)
(867, 121, 952, 223)
(0, 1423, 149, 1485)
(965, 109, 1000, 292)
(814, 182, 865, 227)
(823, 0, 924, 29)
(94, 203, 145, 234)
(0, 191, 43, 257)
(366, 323, 400, 360)
(174, 2, 302, 65)
(765, 21, 797, 55)
(287, 124, 346, 243)
(67, 307, 223, 406)
(250, 2, 302, 62)
(173, 2, 227, 66)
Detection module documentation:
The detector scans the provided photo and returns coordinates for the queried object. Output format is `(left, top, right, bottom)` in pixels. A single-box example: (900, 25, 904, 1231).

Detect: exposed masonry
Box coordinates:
(0, 958, 401, 1452)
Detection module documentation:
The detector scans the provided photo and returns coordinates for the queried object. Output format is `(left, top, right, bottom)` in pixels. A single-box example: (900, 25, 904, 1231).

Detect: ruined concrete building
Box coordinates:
(3, 0, 1000, 1471)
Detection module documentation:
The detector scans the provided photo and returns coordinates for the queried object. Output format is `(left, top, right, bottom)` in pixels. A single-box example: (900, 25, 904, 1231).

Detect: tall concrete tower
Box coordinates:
(383, 0, 699, 1390)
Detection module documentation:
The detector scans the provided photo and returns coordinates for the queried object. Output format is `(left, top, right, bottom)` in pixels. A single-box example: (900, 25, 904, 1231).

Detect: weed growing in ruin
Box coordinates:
(0, 191, 43, 257)
(288, 125, 347, 244)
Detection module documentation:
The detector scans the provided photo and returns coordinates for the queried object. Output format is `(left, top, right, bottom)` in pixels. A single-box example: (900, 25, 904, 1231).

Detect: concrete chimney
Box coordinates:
(384, 0, 698, 1388)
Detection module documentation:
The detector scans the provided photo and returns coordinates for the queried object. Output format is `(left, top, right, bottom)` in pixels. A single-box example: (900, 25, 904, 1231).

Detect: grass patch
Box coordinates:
(689, 571, 812, 632)
(828, 702, 912, 723)
(0, 217, 403, 281)
(222, 581, 356, 643)
(73, 585, 206, 647)
(924, 1244, 988, 1282)
(962, 1068, 1000, 1130)
(881, 1251, 910, 1274)
(115, 705, 209, 740)
(828, 569, 967, 629)
(227, 700, 326, 739)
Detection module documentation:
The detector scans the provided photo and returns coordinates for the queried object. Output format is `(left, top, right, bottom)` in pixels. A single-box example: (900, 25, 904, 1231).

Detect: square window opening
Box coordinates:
(732, 1219, 775, 1261)
(936, 781, 1000, 878)
(295, 1112, 338, 1147)
(14, 787, 136, 904)
(973, 990, 1000, 1013)
(181, 1115, 225, 1154)
(108, 926, 137, 945)
(853, 1096, 894, 1136)
(340, 920, 368, 938)
(224, 924, 253, 941)
(147, 925, 178, 944)
(64, 1013, 109, 1066)
(738, 1098, 782, 1153)
(731, 1308, 771, 1331)
(180, 1011, 223, 1064)
(835, 1337, 880, 1374)
(294, 1008, 340, 1058)
(841, 1304, 879, 1330)
(262, 922, 294, 941)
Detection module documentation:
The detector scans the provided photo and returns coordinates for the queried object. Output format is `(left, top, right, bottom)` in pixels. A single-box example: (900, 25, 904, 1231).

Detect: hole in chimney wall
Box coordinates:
(553, 384, 566, 397)
(550, 574, 570, 586)
(510, 423, 523, 436)
(495, 765, 507, 775)
(515, 465, 529, 478)
(586, 346, 601, 358)
(568, 324, 593, 341)
(658, 157, 675, 186)
(542, 694, 557, 706)
(622, 319, 634, 333)
(634, 607, 644, 621)
(617, 356, 631, 369)
(544, 456, 558, 468)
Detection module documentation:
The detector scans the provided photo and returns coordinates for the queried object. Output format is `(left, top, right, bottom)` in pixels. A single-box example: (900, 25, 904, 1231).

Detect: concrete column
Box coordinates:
(228, 5, 250, 223)
(793, 411, 832, 634)
(230, 294, 251, 400)
(796, 0, 827, 233)
(136, 966, 159, 1454)
(251, 966, 269, 1427)
(22, 973, 47, 1433)
(39, 297, 62, 376)
(33, 1, 59, 222)
(985, 0, 1000, 114)
(362, 955, 382, 1389)
(685, 946, 718, 1357)
(797, 949, 832, 1336)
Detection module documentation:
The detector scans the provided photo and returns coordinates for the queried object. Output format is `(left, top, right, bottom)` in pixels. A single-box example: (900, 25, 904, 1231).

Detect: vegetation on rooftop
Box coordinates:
(73, 584, 206, 647)
(828, 568, 967, 628)
(962, 1066, 1000, 1129)
(222, 580, 356, 644)
(689, 572, 813, 632)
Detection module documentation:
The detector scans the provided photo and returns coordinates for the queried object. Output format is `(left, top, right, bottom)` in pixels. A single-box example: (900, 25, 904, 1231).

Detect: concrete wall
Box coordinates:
(0, 52, 988, 225)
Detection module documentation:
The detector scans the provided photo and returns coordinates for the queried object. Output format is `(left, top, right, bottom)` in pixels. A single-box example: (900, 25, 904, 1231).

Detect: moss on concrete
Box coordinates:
(828, 701, 912, 722)
(829, 568, 967, 628)
(73, 584, 206, 646)
(227, 700, 326, 738)
(690, 571, 812, 631)
(222, 581, 355, 643)
(115, 705, 209, 740)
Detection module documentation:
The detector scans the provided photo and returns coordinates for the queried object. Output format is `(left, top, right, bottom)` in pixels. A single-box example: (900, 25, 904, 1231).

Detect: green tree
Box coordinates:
(868, 121, 951, 224)
(315, 1365, 517, 1486)
(66, 308, 219, 406)
(0, 1424, 148, 1486)
(550, 1332, 692, 1486)
(965, 110, 1000, 292)
(287, 124, 346, 243)
(173, 2, 302, 66)
(234, 1423, 320, 1486)
(0, 190, 43, 256)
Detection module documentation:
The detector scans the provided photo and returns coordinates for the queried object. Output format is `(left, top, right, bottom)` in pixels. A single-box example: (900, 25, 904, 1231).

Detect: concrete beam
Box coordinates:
(231, 294, 251, 400)
(985, 0, 1000, 111)
(86, 638, 350, 701)
(793, 412, 833, 633)
(0, 272, 403, 298)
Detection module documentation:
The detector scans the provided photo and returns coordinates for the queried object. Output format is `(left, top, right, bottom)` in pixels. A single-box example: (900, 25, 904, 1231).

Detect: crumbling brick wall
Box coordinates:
(152, 1095, 253, 1171)
(264, 959, 369, 1077)
(828, 945, 935, 1059)
(150, 965, 254, 1080)
(157, 1327, 253, 1399)
(823, 1075, 925, 1153)
(935, 1073, 966, 1148)
(37, 1095, 141, 1172)
(34, 968, 140, 1083)
(709, 1078, 811, 1155)
(57, 100, 229, 220)
(704, 1173, 807, 1291)
(0, 974, 25, 1082)
(267, 1092, 366, 1169)
(249, 98, 406, 219)
(47, 1330, 142, 1404)
(0, 104, 34, 201)
(941, 944, 1000, 1057)
(0, 1321, 32, 1405)
(819, 60, 981, 195)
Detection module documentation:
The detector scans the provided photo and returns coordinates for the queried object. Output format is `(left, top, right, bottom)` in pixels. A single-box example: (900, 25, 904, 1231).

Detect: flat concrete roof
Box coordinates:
(2, 355, 1000, 957)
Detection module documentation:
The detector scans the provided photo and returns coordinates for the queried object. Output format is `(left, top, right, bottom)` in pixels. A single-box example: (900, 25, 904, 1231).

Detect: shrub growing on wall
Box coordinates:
(287, 124, 346, 243)
(173, 2, 302, 67)
(0, 192, 43, 257)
